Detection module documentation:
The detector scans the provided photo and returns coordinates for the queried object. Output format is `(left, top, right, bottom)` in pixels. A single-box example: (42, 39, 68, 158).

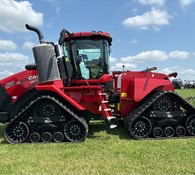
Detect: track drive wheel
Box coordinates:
(64, 119, 88, 142)
(4, 121, 29, 144)
(186, 115, 195, 136)
(128, 116, 152, 139)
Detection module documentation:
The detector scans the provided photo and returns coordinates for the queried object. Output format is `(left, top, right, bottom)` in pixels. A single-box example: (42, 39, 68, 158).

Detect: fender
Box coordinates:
(35, 80, 86, 110)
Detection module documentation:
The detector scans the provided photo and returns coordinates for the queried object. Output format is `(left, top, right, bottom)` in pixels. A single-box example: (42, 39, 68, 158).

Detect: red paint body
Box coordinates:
(65, 31, 111, 40)
(116, 71, 174, 117)
(36, 74, 111, 115)
(0, 68, 174, 120)
(0, 70, 38, 102)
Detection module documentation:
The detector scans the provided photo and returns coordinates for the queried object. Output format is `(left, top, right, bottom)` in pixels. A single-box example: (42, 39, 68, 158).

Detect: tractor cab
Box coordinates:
(58, 30, 112, 83)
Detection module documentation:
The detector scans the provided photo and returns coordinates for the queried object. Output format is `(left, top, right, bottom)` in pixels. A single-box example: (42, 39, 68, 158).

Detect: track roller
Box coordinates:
(153, 127, 163, 138)
(29, 132, 41, 143)
(186, 115, 195, 136)
(4, 121, 29, 144)
(129, 116, 152, 139)
(41, 132, 53, 143)
(164, 126, 174, 137)
(175, 126, 186, 137)
(53, 132, 64, 142)
(64, 119, 88, 142)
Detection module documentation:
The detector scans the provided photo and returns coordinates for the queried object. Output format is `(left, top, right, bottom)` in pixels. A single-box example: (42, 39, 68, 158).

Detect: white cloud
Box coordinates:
(0, 70, 14, 78)
(135, 50, 168, 62)
(138, 0, 165, 6)
(120, 50, 192, 63)
(110, 56, 117, 63)
(179, 0, 195, 8)
(111, 62, 137, 71)
(0, 52, 30, 78)
(0, 0, 43, 33)
(121, 56, 134, 63)
(0, 52, 29, 63)
(0, 39, 17, 51)
(160, 66, 180, 74)
(169, 50, 190, 59)
(22, 41, 36, 50)
(122, 8, 171, 30)
(121, 50, 168, 63)
(111, 50, 193, 79)
(160, 66, 195, 80)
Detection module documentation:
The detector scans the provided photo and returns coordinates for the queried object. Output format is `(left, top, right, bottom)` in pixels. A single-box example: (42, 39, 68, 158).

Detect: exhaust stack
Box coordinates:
(25, 24, 60, 83)
(26, 24, 45, 44)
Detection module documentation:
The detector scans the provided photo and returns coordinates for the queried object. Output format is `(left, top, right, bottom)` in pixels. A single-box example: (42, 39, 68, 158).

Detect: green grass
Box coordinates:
(0, 89, 195, 175)
(176, 88, 195, 99)
(176, 89, 195, 106)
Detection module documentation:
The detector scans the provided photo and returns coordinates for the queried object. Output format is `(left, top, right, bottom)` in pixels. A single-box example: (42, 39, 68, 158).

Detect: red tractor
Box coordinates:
(0, 24, 194, 143)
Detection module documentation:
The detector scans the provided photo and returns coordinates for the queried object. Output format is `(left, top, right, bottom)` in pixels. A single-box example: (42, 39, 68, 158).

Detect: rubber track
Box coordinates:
(6, 95, 88, 138)
(125, 91, 164, 125)
(125, 91, 195, 139)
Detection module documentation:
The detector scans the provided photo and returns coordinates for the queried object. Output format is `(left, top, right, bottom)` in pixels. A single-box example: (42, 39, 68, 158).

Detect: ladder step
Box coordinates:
(99, 93, 107, 96)
(104, 108, 111, 112)
(101, 101, 108, 104)
(107, 116, 116, 120)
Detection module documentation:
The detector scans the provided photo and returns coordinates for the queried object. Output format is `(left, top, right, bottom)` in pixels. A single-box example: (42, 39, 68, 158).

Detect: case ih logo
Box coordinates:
(5, 81, 15, 89)
(28, 75, 38, 80)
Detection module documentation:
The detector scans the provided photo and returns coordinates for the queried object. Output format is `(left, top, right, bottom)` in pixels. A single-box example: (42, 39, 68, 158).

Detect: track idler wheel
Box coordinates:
(186, 115, 195, 136)
(4, 121, 29, 144)
(53, 132, 64, 142)
(41, 132, 52, 143)
(129, 116, 152, 139)
(29, 132, 41, 143)
(175, 126, 186, 137)
(164, 126, 174, 137)
(64, 119, 88, 142)
(153, 127, 163, 138)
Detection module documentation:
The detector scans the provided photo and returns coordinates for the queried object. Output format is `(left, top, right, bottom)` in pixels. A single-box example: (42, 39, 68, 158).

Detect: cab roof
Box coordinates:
(64, 31, 112, 45)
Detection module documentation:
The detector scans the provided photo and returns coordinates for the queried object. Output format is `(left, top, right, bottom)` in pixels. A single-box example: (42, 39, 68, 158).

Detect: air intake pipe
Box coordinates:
(25, 24, 60, 83)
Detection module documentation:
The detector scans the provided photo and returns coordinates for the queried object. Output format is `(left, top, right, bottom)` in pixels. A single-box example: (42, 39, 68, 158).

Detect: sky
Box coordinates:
(0, 0, 195, 80)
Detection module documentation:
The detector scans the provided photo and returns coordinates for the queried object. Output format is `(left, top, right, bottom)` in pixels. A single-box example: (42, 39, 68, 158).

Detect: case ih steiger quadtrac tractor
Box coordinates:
(0, 24, 194, 144)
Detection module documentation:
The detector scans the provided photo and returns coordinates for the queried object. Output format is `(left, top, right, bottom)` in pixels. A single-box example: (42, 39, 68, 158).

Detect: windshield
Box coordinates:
(62, 39, 110, 79)
(77, 40, 102, 79)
